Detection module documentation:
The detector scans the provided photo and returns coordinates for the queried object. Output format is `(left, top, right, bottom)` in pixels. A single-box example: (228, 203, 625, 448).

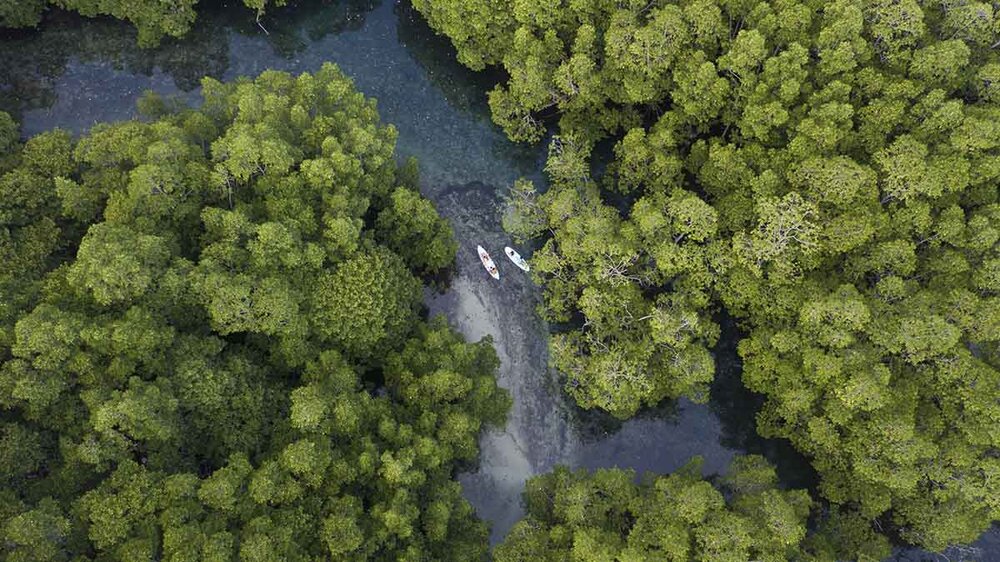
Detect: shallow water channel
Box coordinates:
(1, 1, 996, 558)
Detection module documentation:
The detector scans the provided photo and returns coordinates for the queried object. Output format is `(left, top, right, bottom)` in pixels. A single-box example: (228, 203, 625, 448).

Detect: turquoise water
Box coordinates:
(1, 2, 996, 557)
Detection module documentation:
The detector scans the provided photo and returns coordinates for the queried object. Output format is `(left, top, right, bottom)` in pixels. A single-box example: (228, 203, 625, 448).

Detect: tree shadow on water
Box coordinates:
(0, 0, 385, 124)
(0, 8, 228, 120)
(394, 0, 501, 119)
(568, 393, 681, 445)
(218, 0, 380, 59)
(710, 312, 818, 491)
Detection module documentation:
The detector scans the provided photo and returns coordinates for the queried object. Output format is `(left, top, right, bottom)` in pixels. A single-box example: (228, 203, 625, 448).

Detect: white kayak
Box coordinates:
(477, 245, 500, 280)
(504, 246, 530, 272)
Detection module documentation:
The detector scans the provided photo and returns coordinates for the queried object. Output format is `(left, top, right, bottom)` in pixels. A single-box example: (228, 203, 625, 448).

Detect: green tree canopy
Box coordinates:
(0, 65, 509, 560)
(416, 0, 1000, 553)
(495, 456, 813, 562)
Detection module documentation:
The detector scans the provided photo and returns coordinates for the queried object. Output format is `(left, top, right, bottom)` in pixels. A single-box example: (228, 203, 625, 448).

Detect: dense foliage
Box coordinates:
(496, 456, 815, 562)
(415, 0, 1000, 553)
(0, 63, 511, 560)
(0, 0, 293, 46)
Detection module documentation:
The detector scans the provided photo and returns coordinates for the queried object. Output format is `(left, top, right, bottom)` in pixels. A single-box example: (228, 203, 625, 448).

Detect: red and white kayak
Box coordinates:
(504, 246, 529, 272)
(477, 245, 500, 280)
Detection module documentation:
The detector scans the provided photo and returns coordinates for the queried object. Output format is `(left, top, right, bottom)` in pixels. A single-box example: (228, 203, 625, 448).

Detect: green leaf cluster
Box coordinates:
(520, 146, 723, 418)
(496, 456, 812, 562)
(0, 63, 503, 561)
(416, 0, 1000, 553)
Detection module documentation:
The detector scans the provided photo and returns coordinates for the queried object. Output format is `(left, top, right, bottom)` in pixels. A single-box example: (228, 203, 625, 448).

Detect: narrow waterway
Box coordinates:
(1, 2, 996, 557)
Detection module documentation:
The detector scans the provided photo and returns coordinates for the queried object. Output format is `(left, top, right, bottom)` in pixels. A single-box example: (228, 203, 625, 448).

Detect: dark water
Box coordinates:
(1, 1, 997, 557)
